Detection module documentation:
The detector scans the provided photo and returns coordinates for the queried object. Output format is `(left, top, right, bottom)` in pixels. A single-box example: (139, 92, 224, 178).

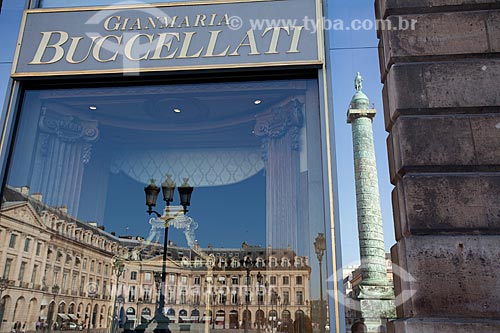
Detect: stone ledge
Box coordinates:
(392, 174, 500, 239)
(388, 317, 500, 333)
(379, 11, 500, 70)
(383, 60, 500, 130)
(387, 115, 500, 180)
(375, 0, 500, 20)
(391, 235, 500, 319)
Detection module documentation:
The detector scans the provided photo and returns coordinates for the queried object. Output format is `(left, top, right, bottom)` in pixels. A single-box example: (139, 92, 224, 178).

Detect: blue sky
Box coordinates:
(0, 0, 394, 266)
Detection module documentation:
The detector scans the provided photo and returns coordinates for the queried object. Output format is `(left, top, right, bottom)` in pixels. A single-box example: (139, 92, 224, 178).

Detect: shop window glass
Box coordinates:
(3, 79, 329, 330)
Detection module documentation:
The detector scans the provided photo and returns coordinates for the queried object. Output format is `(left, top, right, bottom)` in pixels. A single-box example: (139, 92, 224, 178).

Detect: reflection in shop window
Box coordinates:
(18, 262, 26, 282)
(129, 286, 136, 302)
(296, 276, 303, 285)
(32, 265, 39, 284)
(23, 238, 30, 252)
(283, 291, 290, 305)
(296, 291, 303, 305)
(4, 258, 12, 279)
(8, 233, 17, 248)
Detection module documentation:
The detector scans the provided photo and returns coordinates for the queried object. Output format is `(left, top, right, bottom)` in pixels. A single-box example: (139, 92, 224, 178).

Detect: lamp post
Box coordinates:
(87, 287, 97, 333)
(257, 272, 263, 333)
(276, 295, 281, 331)
(144, 175, 194, 333)
(116, 295, 125, 332)
(270, 290, 276, 332)
(314, 233, 326, 333)
(112, 258, 125, 333)
(240, 257, 255, 333)
(49, 285, 60, 332)
(264, 281, 269, 332)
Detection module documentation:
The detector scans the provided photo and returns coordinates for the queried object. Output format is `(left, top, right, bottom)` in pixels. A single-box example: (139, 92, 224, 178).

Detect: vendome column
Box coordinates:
(347, 73, 395, 333)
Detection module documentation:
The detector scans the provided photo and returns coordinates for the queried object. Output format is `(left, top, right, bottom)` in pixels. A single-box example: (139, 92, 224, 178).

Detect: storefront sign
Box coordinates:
(12, 1, 322, 77)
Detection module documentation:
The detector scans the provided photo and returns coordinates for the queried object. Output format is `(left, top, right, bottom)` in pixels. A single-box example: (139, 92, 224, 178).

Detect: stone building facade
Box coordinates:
(375, 0, 500, 332)
(0, 187, 311, 332)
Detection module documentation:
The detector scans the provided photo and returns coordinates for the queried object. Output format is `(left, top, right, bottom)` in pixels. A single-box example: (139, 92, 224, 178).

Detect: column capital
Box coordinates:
(347, 108, 377, 124)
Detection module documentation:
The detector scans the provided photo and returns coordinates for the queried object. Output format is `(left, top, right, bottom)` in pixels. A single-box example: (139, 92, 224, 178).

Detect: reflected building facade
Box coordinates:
(0, 186, 312, 332)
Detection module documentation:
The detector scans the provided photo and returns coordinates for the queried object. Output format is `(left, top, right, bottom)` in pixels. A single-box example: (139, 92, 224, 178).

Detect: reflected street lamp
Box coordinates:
(144, 175, 194, 333)
(49, 285, 60, 332)
(240, 257, 255, 333)
(264, 281, 269, 332)
(314, 233, 326, 333)
(112, 258, 125, 333)
(257, 272, 263, 333)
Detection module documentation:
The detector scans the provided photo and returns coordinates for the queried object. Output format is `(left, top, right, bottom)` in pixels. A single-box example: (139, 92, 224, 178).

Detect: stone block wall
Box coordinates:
(375, 0, 500, 331)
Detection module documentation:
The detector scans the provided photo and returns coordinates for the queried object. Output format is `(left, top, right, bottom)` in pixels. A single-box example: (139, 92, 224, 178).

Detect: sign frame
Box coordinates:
(11, 0, 324, 78)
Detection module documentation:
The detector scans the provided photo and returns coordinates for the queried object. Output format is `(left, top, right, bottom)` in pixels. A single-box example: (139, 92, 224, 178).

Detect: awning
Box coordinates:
(180, 316, 189, 321)
(190, 316, 199, 321)
(269, 316, 277, 320)
(126, 315, 136, 321)
(215, 317, 225, 321)
(168, 316, 176, 321)
(202, 316, 211, 321)
(67, 314, 78, 321)
(57, 314, 70, 321)
(141, 315, 152, 321)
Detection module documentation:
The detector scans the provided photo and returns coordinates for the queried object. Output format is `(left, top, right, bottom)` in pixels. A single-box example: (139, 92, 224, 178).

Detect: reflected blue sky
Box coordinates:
(0, 0, 393, 266)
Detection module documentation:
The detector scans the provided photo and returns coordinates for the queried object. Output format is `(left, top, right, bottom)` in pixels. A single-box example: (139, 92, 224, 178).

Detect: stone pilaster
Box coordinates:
(376, 0, 500, 332)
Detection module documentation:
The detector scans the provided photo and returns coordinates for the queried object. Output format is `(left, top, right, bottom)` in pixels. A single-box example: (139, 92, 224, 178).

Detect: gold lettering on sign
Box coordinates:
(29, 31, 69, 64)
(66, 36, 98, 64)
(229, 29, 260, 56)
(25, 11, 309, 68)
(104, 16, 120, 31)
(287, 26, 304, 53)
(151, 33, 180, 60)
(124, 34, 154, 60)
(203, 30, 230, 57)
(262, 26, 290, 54)
(93, 35, 122, 62)
(178, 32, 204, 58)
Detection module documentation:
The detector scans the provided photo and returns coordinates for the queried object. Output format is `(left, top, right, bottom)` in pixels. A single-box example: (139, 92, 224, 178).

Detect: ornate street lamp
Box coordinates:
(111, 258, 125, 333)
(144, 175, 194, 333)
(257, 272, 263, 333)
(314, 233, 326, 333)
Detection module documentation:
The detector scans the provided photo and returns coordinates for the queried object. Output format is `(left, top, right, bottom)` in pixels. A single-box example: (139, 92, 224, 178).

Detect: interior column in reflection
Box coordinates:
(30, 107, 99, 216)
(254, 98, 304, 252)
